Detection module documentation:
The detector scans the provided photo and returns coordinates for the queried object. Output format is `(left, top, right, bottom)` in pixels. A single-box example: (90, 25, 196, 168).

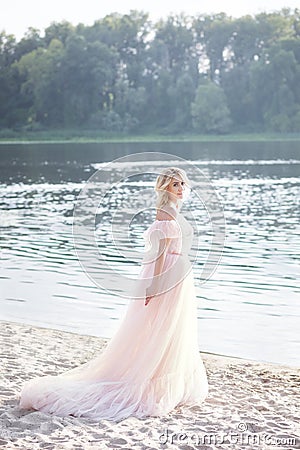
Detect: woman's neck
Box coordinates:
(168, 198, 181, 211)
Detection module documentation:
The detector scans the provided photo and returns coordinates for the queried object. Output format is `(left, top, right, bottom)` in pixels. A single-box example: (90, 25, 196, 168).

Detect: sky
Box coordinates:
(1, 0, 299, 40)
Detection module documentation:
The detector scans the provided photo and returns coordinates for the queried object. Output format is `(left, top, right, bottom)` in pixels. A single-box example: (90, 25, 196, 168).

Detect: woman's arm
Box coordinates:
(145, 207, 176, 306)
(145, 236, 171, 296)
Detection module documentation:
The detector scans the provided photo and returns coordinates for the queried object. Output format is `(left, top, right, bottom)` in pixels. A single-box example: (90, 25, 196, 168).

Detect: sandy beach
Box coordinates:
(0, 320, 299, 449)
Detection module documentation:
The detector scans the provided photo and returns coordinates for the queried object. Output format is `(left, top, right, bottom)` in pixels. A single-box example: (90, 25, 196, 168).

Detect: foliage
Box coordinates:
(191, 82, 232, 133)
(0, 9, 300, 133)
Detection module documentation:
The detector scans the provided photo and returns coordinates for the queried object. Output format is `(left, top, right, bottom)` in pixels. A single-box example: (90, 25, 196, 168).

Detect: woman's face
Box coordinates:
(166, 176, 185, 201)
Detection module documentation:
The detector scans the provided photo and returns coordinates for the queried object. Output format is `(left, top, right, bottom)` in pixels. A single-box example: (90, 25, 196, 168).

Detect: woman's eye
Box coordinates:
(173, 181, 184, 187)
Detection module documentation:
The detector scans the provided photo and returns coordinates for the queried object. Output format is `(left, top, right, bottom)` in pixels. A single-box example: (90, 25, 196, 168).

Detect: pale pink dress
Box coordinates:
(19, 211, 209, 421)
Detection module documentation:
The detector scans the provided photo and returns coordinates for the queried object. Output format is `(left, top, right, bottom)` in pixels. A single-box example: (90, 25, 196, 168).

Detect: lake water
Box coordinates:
(0, 141, 299, 367)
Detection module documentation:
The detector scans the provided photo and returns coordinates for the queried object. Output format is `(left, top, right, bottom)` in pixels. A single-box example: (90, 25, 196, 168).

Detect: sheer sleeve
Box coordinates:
(143, 219, 181, 241)
(142, 219, 182, 265)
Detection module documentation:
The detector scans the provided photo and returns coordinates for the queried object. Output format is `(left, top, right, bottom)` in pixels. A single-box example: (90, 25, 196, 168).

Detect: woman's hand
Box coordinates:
(145, 294, 154, 306)
(145, 287, 155, 306)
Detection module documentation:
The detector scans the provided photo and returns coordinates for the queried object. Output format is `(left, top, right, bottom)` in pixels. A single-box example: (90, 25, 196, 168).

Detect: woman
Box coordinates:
(19, 167, 209, 422)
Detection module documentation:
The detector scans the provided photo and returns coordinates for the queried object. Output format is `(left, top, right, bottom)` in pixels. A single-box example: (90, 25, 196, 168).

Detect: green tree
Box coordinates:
(105, 77, 147, 131)
(44, 21, 74, 46)
(84, 11, 150, 87)
(191, 81, 232, 133)
(0, 32, 22, 127)
(14, 28, 44, 62)
(142, 14, 197, 130)
(194, 13, 234, 82)
(168, 72, 195, 131)
(155, 14, 195, 78)
(249, 46, 300, 131)
(60, 34, 118, 126)
(15, 38, 65, 126)
(1, 9, 300, 134)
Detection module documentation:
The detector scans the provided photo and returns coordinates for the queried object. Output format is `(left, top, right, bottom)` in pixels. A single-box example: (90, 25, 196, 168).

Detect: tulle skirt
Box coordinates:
(19, 254, 209, 422)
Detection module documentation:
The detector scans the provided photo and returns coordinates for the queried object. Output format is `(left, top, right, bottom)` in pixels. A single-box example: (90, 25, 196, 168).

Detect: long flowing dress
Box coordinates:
(19, 211, 209, 422)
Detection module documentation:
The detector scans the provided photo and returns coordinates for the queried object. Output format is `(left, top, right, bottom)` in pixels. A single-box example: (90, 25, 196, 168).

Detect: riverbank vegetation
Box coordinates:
(1, 130, 300, 144)
(1, 9, 300, 137)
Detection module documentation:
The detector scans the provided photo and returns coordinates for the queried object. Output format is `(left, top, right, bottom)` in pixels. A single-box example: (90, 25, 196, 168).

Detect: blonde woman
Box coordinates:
(145, 167, 191, 306)
(19, 167, 209, 422)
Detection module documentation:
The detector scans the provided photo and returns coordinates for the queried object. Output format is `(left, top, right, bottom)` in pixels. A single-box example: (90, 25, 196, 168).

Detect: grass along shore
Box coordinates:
(1, 129, 300, 144)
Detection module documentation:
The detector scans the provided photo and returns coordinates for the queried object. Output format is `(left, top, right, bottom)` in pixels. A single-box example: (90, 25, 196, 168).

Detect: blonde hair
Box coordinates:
(155, 167, 190, 210)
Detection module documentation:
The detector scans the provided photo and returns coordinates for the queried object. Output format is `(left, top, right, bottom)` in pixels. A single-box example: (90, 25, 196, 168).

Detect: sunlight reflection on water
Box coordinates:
(0, 142, 299, 366)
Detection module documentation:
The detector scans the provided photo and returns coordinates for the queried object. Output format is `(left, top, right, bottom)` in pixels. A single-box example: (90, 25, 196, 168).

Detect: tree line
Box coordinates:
(1, 9, 300, 134)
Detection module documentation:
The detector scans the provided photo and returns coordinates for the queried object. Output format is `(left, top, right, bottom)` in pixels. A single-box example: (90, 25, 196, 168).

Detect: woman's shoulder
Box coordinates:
(155, 205, 178, 221)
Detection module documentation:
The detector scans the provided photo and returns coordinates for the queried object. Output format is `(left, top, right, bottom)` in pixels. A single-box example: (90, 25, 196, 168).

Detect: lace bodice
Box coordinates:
(142, 213, 194, 263)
